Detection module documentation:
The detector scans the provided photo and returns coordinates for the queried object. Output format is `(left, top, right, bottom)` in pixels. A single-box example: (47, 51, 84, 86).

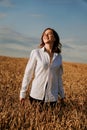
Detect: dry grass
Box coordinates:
(0, 56, 87, 130)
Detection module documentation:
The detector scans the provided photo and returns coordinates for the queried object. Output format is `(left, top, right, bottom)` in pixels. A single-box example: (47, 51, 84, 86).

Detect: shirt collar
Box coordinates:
(41, 46, 58, 55)
(41, 46, 46, 52)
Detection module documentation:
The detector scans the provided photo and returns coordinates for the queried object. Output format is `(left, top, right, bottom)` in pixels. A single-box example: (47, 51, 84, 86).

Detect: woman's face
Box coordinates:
(42, 29, 55, 45)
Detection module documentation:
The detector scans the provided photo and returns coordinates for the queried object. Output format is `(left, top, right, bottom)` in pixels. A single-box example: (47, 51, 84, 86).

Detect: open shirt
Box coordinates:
(20, 47, 65, 102)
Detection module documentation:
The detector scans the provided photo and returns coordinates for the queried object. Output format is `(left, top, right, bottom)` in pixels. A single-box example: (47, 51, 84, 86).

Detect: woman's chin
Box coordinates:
(44, 40, 51, 44)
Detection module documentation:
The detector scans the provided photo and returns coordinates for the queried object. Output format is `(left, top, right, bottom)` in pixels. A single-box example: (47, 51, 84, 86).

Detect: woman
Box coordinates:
(20, 28, 65, 107)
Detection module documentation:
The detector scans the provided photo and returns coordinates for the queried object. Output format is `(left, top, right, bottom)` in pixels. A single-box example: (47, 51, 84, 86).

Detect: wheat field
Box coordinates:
(0, 56, 87, 130)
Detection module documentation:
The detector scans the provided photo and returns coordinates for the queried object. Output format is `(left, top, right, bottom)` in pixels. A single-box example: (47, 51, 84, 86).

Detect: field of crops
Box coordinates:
(0, 56, 87, 130)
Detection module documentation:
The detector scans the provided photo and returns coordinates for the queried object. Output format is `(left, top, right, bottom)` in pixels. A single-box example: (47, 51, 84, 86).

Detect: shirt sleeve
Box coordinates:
(58, 65, 65, 98)
(20, 50, 37, 99)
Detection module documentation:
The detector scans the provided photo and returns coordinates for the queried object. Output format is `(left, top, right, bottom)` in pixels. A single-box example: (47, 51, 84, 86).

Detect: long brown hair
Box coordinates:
(39, 28, 62, 53)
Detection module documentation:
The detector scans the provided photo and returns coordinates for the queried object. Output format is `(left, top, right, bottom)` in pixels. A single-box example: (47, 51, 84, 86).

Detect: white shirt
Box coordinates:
(20, 47, 65, 102)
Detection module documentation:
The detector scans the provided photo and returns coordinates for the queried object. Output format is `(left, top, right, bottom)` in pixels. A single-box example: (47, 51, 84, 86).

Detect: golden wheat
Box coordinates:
(0, 56, 87, 130)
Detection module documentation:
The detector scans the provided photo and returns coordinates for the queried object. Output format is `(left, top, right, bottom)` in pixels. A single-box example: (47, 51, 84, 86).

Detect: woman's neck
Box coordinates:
(44, 44, 54, 63)
(44, 44, 53, 54)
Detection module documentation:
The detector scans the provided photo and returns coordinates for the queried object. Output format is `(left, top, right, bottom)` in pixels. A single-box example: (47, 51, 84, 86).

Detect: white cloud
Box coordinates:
(62, 38, 76, 43)
(0, 13, 7, 18)
(0, 41, 36, 58)
(0, 26, 40, 44)
(61, 37, 87, 63)
(0, 42, 32, 52)
(62, 37, 87, 49)
(29, 14, 42, 17)
(0, 0, 14, 7)
(44, 0, 78, 5)
(0, 26, 39, 57)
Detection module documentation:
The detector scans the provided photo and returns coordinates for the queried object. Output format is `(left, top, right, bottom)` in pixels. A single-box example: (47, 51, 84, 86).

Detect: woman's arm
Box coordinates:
(20, 50, 37, 100)
(58, 65, 65, 99)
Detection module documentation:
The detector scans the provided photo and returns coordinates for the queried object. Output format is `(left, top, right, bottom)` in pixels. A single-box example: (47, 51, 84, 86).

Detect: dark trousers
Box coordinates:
(29, 96, 57, 109)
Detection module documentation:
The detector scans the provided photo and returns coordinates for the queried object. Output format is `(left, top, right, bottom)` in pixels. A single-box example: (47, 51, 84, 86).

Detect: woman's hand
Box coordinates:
(60, 98, 66, 107)
(20, 98, 25, 106)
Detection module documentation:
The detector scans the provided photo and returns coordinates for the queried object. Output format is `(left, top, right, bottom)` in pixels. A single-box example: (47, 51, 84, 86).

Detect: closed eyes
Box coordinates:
(44, 33, 54, 37)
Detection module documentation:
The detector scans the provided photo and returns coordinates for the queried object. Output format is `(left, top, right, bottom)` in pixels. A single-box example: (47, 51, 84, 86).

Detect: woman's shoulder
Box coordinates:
(30, 48, 42, 56)
(31, 48, 41, 53)
(56, 53, 62, 59)
(57, 53, 63, 62)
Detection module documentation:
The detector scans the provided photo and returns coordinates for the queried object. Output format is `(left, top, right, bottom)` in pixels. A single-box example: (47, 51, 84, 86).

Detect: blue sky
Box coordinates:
(0, 0, 87, 63)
